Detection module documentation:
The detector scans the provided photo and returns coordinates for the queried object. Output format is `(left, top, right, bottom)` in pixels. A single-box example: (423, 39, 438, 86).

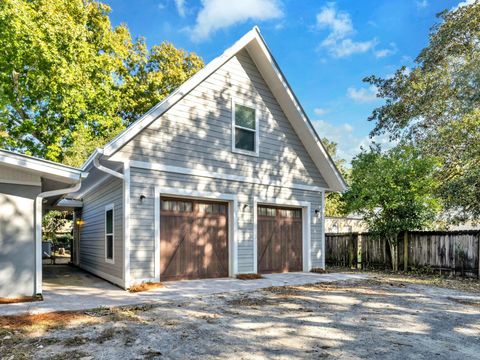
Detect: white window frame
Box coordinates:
(105, 203, 115, 264)
(231, 98, 259, 156)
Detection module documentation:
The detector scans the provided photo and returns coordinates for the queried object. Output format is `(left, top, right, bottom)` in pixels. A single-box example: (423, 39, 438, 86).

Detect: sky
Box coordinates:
(104, 0, 468, 163)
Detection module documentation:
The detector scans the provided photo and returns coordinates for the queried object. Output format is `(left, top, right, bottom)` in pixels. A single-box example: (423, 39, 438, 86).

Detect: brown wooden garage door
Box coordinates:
(160, 197, 229, 281)
(257, 205, 303, 273)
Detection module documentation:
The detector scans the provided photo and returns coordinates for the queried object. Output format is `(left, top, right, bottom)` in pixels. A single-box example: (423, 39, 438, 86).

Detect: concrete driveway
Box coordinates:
(0, 265, 367, 316)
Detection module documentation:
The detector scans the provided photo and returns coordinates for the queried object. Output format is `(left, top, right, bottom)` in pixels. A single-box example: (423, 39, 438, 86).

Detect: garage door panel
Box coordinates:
(258, 205, 302, 274)
(160, 198, 228, 281)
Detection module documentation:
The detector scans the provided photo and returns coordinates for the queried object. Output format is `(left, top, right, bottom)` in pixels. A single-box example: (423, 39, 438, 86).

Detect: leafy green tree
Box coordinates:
(0, 0, 203, 166)
(321, 138, 348, 217)
(42, 210, 69, 242)
(342, 145, 441, 271)
(364, 2, 480, 222)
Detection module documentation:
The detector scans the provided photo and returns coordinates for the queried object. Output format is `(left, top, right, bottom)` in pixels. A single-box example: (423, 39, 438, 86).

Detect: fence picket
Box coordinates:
(326, 230, 480, 277)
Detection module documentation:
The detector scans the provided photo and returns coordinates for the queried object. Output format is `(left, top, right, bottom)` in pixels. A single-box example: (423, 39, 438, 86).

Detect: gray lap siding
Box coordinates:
(129, 168, 323, 280)
(116, 50, 328, 189)
(79, 177, 124, 285)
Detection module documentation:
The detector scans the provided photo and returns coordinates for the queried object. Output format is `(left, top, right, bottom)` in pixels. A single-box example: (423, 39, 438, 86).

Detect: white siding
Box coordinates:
(0, 184, 40, 297)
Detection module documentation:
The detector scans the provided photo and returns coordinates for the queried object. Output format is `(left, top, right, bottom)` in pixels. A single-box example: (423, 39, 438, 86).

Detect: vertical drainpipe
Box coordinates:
(35, 181, 83, 295)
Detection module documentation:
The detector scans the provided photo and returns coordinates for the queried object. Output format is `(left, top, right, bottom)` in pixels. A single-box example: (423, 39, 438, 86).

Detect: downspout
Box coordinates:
(35, 181, 83, 295)
(93, 149, 124, 180)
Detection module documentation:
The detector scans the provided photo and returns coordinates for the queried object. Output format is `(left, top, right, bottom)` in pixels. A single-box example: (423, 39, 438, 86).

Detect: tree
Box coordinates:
(42, 210, 69, 242)
(321, 138, 348, 217)
(0, 0, 203, 166)
(364, 2, 480, 222)
(342, 145, 441, 271)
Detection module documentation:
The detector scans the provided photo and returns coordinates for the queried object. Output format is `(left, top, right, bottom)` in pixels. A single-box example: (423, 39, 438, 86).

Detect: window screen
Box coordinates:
(234, 103, 256, 152)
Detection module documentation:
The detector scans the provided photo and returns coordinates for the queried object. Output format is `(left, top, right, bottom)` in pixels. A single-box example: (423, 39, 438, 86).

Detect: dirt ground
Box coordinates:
(1, 273, 479, 360)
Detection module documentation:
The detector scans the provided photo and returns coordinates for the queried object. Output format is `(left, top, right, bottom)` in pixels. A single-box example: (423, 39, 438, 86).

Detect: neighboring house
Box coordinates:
(326, 216, 367, 234)
(69, 27, 346, 289)
(0, 150, 87, 297)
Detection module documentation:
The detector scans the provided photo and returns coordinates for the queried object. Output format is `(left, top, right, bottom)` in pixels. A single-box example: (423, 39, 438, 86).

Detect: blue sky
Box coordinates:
(104, 0, 466, 163)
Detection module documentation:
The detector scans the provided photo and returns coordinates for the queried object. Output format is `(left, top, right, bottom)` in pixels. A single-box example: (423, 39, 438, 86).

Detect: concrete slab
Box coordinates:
(0, 266, 367, 316)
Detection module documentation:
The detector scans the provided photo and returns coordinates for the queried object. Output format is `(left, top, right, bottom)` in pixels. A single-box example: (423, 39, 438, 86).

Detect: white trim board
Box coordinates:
(123, 163, 131, 289)
(152, 186, 239, 283)
(0, 149, 87, 182)
(129, 160, 325, 193)
(253, 197, 312, 273)
(0, 179, 41, 186)
(231, 97, 260, 157)
(104, 203, 115, 264)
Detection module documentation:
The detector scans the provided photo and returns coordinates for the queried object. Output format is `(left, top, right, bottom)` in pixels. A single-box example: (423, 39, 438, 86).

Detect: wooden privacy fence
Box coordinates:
(325, 231, 480, 277)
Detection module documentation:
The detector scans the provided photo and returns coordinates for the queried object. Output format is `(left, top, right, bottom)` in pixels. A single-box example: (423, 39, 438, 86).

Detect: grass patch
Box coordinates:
(236, 273, 263, 280)
(128, 282, 164, 293)
(310, 267, 330, 274)
(0, 311, 102, 333)
(0, 295, 43, 304)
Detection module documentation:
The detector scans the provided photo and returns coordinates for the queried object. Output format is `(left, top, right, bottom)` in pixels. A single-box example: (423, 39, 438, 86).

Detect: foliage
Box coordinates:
(42, 210, 69, 242)
(364, 2, 480, 222)
(0, 0, 204, 166)
(321, 137, 348, 217)
(342, 144, 441, 271)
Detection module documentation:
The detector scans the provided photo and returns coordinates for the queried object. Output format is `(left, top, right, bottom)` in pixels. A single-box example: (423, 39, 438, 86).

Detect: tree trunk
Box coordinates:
(388, 239, 398, 272)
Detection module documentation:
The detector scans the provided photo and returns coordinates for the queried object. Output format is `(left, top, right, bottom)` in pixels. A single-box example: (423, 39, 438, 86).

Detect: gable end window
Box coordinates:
(105, 204, 114, 263)
(232, 100, 258, 155)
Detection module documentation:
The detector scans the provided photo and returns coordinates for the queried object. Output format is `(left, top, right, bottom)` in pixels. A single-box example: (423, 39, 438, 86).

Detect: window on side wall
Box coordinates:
(105, 204, 114, 263)
(232, 100, 258, 155)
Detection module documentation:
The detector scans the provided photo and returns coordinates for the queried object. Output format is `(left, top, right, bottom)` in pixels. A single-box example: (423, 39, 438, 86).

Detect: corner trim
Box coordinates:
(320, 190, 326, 269)
(123, 163, 131, 288)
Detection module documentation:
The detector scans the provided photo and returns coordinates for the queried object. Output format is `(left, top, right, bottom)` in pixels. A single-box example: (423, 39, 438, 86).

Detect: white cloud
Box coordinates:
(316, 3, 377, 58)
(314, 107, 328, 116)
(324, 38, 378, 58)
(189, 0, 283, 42)
(316, 4, 353, 41)
(453, 0, 476, 10)
(374, 42, 397, 58)
(158, 2, 167, 10)
(347, 85, 379, 103)
(174, 0, 186, 17)
(313, 120, 395, 163)
(416, 0, 428, 9)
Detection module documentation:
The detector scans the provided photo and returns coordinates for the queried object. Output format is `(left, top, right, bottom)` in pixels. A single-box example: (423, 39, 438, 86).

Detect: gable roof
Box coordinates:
(0, 148, 88, 183)
(84, 27, 346, 192)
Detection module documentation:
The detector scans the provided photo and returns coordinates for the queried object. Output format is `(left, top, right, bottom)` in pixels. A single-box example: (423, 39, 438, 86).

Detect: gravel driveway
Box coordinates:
(1, 275, 480, 359)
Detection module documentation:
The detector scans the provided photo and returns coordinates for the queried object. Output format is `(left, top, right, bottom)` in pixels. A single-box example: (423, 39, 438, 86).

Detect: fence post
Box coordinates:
(478, 234, 480, 279)
(357, 234, 363, 270)
(349, 234, 355, 269)
(452, 234, 456, 276)
(403, 231, 409, 272)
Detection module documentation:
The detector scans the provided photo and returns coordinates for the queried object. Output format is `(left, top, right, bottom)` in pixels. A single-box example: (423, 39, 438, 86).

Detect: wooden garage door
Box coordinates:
(257, 206, 303, 273)
(160, 197, 229, 281)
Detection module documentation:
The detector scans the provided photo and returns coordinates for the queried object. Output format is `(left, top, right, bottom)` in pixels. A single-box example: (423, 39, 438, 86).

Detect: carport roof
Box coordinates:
(0, 149, 88, 183)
